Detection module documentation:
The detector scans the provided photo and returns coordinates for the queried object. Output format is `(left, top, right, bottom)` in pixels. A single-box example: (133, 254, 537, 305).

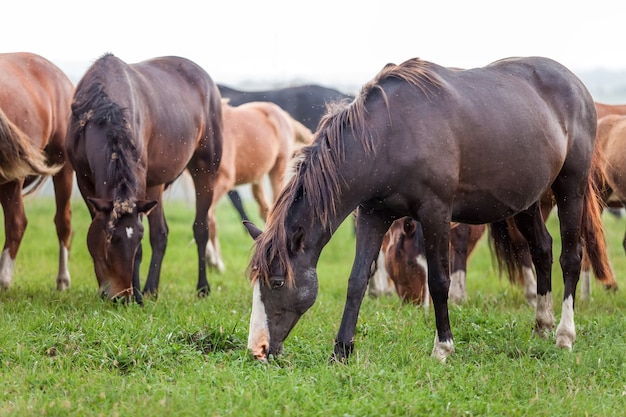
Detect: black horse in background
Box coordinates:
(218, 84, 354, 222)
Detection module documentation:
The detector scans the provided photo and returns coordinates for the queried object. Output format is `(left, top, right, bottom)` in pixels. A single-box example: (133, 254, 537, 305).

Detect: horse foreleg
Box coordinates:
(52, 163, 73, 291)
(420, 216, 454, 362)
(333, 208, 388, 363)
(142, 190, 168, 297)
(0, 182, 26, 290)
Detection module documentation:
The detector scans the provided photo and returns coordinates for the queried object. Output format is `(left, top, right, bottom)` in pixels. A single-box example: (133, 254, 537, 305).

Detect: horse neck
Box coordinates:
(283, 183, 362, 260)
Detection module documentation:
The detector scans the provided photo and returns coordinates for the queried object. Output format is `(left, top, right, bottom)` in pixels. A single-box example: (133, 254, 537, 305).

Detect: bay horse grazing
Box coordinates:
(66, 54, 222, 302)
(367, 221, 486, 304)
(244, 56, 615, 363)
(0, 52, 74, 292)
(206, 99, 309, 272)
(382, 217, 429, 306)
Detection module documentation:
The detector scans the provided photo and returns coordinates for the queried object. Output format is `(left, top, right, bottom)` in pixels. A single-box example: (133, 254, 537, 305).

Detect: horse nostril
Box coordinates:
(253, 342, 269, 361)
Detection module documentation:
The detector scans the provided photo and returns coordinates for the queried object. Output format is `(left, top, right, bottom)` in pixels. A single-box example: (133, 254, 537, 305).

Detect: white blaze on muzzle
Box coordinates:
(248, 280, 270, 360)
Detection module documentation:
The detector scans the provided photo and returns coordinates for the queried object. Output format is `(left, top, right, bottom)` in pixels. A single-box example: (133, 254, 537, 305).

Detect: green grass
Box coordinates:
(0, 192, 625, 416)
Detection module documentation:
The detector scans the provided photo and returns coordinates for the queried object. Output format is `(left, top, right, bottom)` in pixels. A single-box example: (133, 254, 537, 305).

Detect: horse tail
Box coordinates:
(0, 108, 62, 183)
(290, 118, 314, 146)
(487, 220, 526, 285)
(580, 144, 617, 290)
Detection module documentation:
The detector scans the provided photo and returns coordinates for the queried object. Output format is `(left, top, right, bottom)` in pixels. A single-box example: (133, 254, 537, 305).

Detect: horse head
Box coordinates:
(244, 220, 319, 361)
(86, 197, 156, 301)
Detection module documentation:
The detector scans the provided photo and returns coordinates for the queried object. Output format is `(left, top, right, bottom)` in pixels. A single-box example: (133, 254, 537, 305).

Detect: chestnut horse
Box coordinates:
(595, 113, 626, 251)
(66, 54, 222, 302)
(206, 99, 313, 272)
(244, 56, 614, 363)
(0, 52, 74, 292)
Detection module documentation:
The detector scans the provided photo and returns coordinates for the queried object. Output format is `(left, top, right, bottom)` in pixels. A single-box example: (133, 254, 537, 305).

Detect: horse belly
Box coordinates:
(451, 184, 547, 224)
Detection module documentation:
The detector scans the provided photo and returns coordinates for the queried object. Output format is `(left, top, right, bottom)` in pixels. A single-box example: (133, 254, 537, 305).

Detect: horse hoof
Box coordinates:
(431, 336, 454, 362)
(330, 340, 353, 364)
(533, 324, 552, 339)
(142, 289, 159, 300)
(56, 277, 71, 291)
(555, 325, 576, 350)
(197, 288, 210, 298)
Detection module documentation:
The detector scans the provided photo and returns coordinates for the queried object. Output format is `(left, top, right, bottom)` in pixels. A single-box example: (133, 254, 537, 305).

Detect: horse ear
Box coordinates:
(289, 226, 306, 254)
(86, 197, 113, 214)
(137, 200, 158, 216)
(244, 220, 263, 240)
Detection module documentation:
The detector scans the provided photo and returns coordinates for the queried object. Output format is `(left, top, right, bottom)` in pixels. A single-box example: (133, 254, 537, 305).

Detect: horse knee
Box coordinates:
(428, 275, 450, 303)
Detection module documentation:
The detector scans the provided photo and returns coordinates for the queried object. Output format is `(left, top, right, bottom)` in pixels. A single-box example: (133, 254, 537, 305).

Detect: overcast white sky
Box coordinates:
(3, 0, 626, 90)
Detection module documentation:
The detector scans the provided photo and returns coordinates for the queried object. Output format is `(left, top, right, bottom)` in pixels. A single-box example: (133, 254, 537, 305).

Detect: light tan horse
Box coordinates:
(206, 100, 313, 271)
(596, 114, 626, 248)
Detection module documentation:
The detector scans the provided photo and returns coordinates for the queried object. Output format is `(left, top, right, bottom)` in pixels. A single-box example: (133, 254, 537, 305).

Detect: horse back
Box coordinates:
(362, 57, 596, 223)
(222, 101, 292, 184)
(72, 54, 222, 186)
(0, 52, 74, 148)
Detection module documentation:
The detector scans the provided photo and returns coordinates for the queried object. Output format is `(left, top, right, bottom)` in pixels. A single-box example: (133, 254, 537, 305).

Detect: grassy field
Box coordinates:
(0, 191, 624, 416)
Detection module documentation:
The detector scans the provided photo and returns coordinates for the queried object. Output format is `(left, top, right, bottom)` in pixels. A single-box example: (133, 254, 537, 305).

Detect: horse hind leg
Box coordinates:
(511, 204, 555, 338)
(52, 163, 74, 291)
(579, 243, 591, 301)
(251, 182, 270, 221)
(0, 182, 26, 290)
(190, 172, 213, 296)
(448, 223, 471, 304)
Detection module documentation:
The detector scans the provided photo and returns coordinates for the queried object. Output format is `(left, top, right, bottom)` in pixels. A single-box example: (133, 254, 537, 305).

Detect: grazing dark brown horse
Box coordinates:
(244, 56, 614, 362)
(0, 52, 74, 292)
(451, 102, 626, 304)
(66, 54, 222, 302)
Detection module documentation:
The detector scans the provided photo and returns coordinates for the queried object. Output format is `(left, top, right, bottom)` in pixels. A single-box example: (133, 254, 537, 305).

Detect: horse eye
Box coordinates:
(270, 277, 285, 289)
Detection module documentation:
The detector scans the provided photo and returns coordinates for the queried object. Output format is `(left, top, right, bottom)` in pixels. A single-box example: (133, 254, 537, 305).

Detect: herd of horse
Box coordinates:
(1, 51, 624, 364)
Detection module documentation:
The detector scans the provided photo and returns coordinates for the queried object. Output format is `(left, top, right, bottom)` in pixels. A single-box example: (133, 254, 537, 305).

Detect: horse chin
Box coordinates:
(267, 342, 284, 359)
(98, 281, 133, 303)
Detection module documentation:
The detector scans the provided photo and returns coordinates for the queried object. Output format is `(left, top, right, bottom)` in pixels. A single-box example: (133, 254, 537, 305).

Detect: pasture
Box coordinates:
(0, 193, 624, 416)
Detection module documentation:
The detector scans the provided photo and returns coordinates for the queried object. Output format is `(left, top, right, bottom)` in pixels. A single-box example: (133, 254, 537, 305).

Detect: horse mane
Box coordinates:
(249, 58, 441, 285)
(70, 55, 140, 218)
